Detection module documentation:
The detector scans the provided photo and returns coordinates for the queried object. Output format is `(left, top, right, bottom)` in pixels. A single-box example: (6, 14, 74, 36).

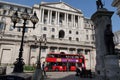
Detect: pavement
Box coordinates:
(44, 72, 96, 80)
(5, 66, 96, 80)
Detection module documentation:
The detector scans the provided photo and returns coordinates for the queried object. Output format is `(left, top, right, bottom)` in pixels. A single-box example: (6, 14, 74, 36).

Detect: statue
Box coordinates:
(104, 24, 115, 55)
(96, 0, 104, 9)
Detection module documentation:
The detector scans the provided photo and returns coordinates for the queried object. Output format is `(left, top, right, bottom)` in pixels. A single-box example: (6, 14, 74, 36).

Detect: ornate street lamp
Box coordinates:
(11, 9, 39, 73)
(33, 35, 47, 80)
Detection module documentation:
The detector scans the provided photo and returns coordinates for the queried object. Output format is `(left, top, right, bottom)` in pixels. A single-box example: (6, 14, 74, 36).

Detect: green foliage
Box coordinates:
(24, 65, 35, 71)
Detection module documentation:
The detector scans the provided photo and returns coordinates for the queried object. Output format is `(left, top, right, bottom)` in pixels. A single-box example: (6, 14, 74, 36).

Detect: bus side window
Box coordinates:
(50, 55, 54, 58)
(75, 56, 79, 58)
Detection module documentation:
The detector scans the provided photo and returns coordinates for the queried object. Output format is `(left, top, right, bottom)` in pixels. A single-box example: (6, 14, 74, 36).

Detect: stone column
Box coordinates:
(50, 10, 52, 24)
(66, 13, 68, 26)
(78, 16, 80, 27)
(58, 12, 60, 25)
(91, 8, 114, 80)
(77, 16, 79, 27)
(55, 11, 57, 24)
(42, 9, 44, 23)
(72, 15, 74, 27)
(48, 10, 50, 24)
(40, 9, 43, 22)
(65, 13, 67, 25)
(73, 15, 75, 27)
(28, 45, 32, 65)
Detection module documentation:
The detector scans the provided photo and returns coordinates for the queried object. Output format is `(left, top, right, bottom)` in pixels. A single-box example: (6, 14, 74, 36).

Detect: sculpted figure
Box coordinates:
(96, 0, 103, 9)
(104, 24, 115, 55)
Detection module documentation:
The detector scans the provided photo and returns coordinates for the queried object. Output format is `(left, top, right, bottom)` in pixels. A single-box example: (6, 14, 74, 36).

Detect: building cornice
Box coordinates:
(0, 0, 32, 9)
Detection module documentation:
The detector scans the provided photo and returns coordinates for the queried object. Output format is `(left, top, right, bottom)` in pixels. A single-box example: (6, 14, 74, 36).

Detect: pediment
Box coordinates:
(41, 2, 82, 13)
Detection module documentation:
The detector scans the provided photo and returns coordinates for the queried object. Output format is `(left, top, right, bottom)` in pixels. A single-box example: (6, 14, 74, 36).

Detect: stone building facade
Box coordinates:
(112, 0, 120, 53)
(112, 0, 120, 16)
(0, 1, 96, 70)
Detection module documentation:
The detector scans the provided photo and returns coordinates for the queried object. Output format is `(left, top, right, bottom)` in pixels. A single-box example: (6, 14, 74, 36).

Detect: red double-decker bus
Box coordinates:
(45, 52, 86, 71)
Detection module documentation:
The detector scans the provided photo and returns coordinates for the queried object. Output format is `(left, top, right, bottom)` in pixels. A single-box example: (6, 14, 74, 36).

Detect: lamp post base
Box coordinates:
(33, 69, 44, 80)
(13, 58, 25, 73)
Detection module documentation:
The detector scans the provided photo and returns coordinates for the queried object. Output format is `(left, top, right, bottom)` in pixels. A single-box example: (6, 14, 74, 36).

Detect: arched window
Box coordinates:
(69, 37, 72, 41)
(59, 30, 65, 39)
(69, 30, 72, 34)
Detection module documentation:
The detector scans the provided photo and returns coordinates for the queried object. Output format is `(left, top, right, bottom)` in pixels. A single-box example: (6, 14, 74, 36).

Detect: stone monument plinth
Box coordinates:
(105, 55, 120, 80)
(91, 8, 120, 80)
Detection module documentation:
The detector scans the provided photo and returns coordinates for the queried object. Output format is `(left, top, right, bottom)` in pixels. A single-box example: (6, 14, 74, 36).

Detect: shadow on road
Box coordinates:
(45, 74, 94, 80)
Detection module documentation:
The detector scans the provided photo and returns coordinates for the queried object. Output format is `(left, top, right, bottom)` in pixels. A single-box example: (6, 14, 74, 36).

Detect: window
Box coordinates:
(69, 30, 72, 34)
(92, 34, 95, 40)
(43, 27, 47, 31)
(52, 19, 55, 24)
(10, 6, 14, 10)
(26, 21, 29, 24)
(0, 23, 4, 30)
(76, 31, 79, 35)
(86, 35, 88, 40)
(69, 37, 72, 41)
(27, 9, 32, 14)
(44, 18, 47, 24)
(69, 50, 74, 54)
(59, 19, 62, 24)
(21, 8, 24, 12)
(41, 48, 46, 52)
(51, 35, 55, 39)
(0, 5, 3, 9)
(75, 15, 78, 22)
(19, 19, 22, 24)
(86, 30, 88, 32)
(17, 28, 21, 32)
(18, 8, 21, 11)
(43, 34, 46, 38)
(25, 28, 28, 33)
(59, 30, 65, 39)
(9, 25, 14, 31)
(3, 10, 7, 15)
(85, 50, 90, 55)
(50, 48, 55, 52)
(1, 17, 6, 22)
(52, 28, 55, 32)
(31, 47, 36, 52)
(76, 38, 79, 41)
(0, 11, 2, 15)
(68, 14, 71, 21)
(14, 7, 18, 11)
(77, 49, 83, 54)
(85, 51, 88, 55)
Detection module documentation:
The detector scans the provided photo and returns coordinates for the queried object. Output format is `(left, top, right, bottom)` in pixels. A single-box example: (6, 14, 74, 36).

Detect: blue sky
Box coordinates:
(2, 0, 120, 32)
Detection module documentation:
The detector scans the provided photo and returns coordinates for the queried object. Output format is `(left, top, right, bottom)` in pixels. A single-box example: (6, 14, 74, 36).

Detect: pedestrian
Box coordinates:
(75, 63, 81, 76)
(42, 62, 47, 77)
